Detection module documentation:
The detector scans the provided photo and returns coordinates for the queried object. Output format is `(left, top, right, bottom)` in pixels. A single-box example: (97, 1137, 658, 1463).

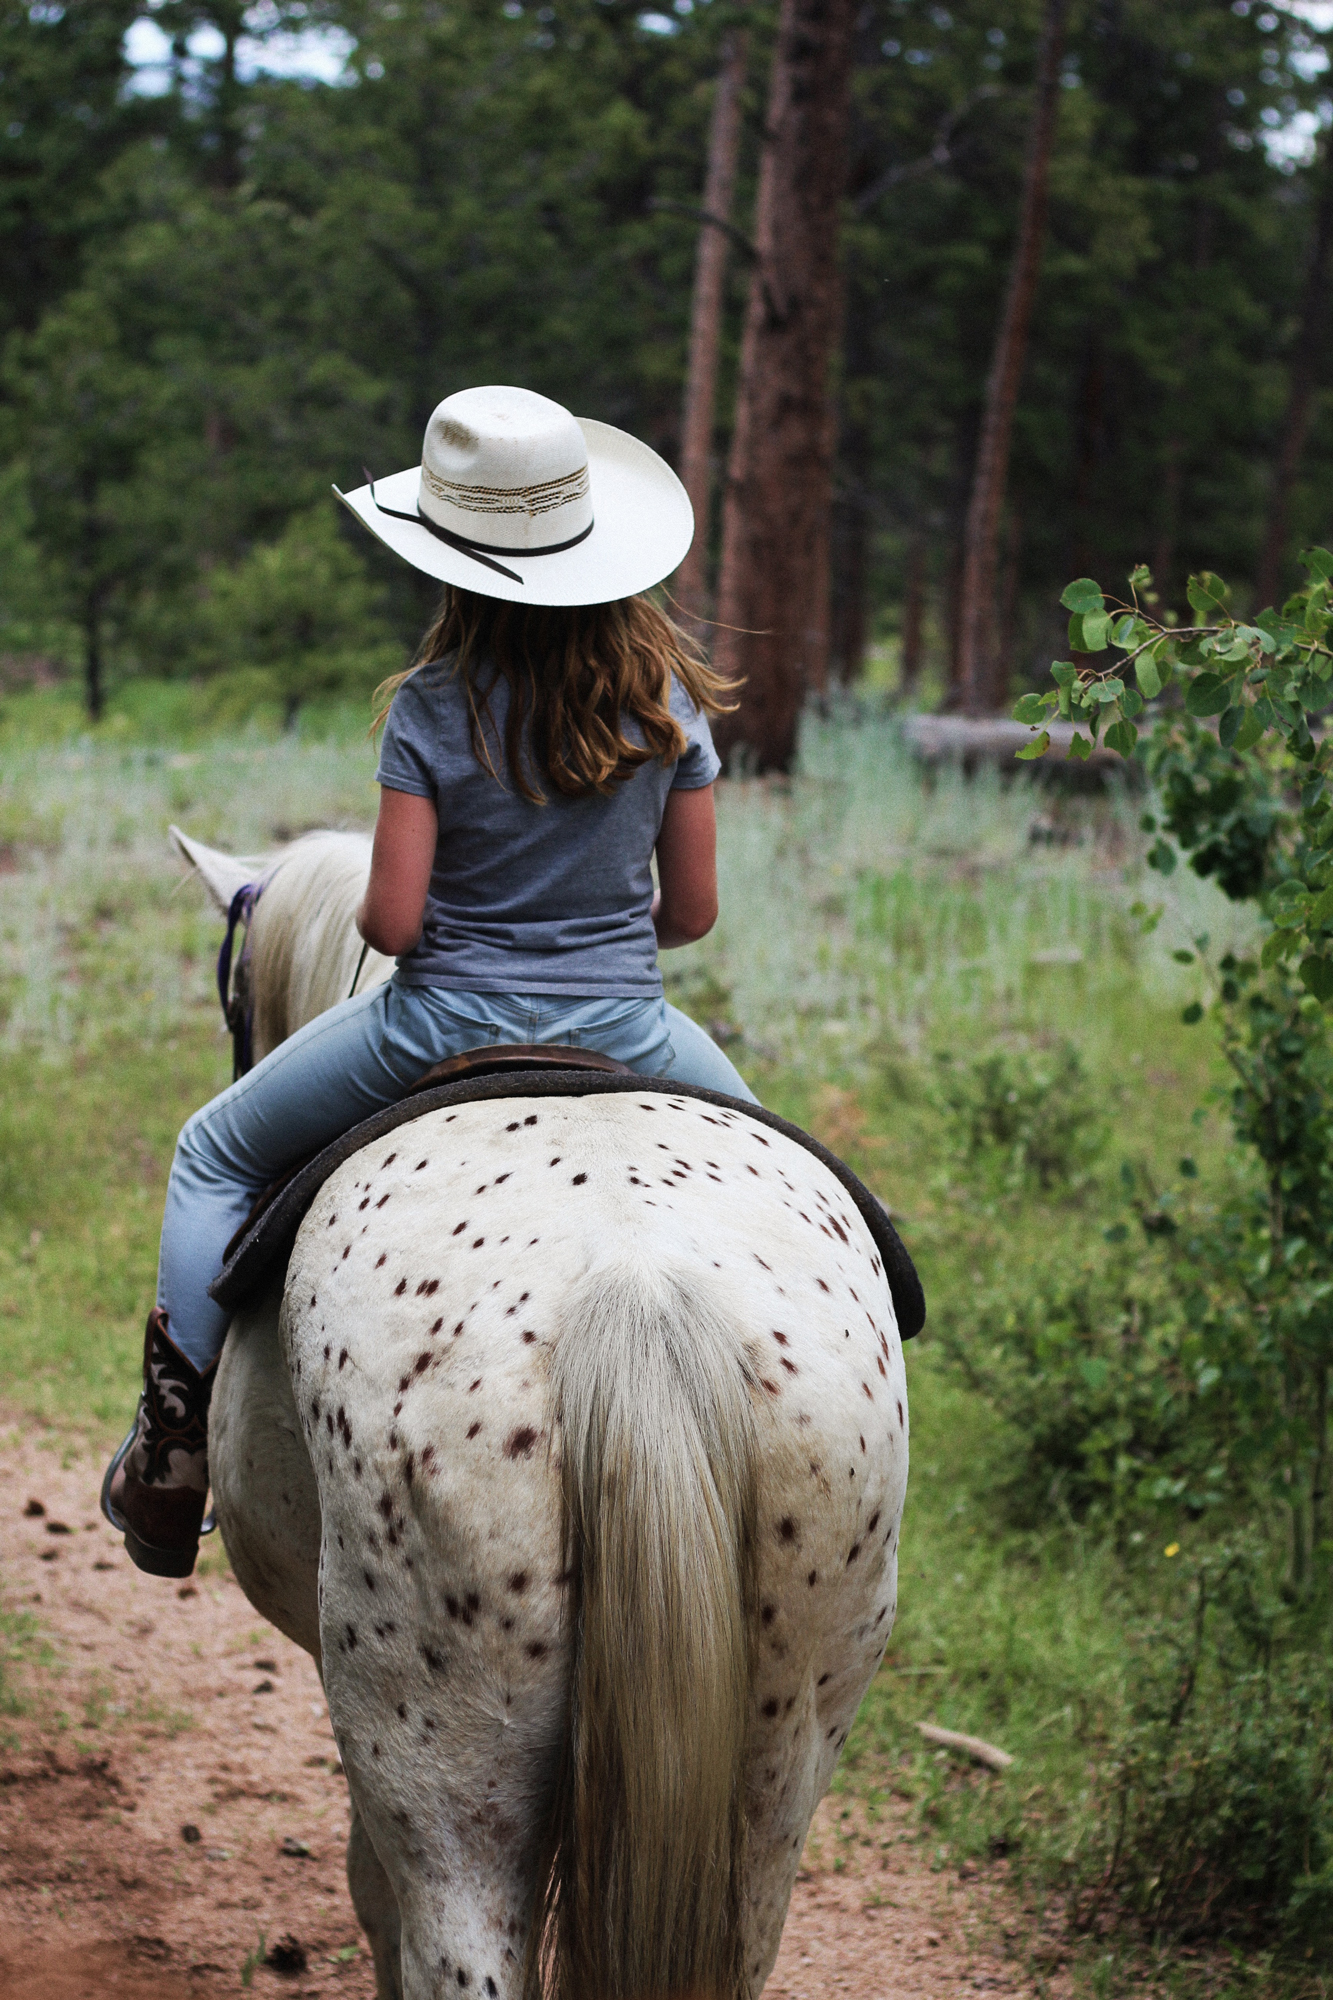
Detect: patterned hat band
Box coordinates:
(421, 461, 591, 520)
(363, 470, 593, 587)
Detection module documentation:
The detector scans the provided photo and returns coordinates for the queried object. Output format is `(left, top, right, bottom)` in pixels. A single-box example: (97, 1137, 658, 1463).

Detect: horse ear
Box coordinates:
(170, 826, 262, 915)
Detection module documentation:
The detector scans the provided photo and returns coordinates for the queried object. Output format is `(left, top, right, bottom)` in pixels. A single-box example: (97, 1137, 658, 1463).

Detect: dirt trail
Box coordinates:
(0, 1425, 1049, 2000)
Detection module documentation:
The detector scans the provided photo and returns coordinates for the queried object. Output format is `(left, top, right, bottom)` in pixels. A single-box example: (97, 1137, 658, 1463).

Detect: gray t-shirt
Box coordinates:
(374, 657, 720, 995)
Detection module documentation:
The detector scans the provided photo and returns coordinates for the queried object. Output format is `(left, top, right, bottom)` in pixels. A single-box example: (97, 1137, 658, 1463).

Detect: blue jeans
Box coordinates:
(159, 982, 757, 1369)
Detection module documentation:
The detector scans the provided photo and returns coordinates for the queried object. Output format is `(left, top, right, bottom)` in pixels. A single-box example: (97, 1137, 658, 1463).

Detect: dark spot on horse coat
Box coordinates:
(847, 1543, 861, 1563)
(508, 1572, 529, 1593)
(572, 1172, 587, 1185)
(779, 1517, 796, 1542)
(761, 1698, 779, 1718)
(505, 1427, 539, 1460)
(394, 1279, 407, 1296)
(466, 1422, 482, 1439)
(761, 1604, 776, 1626)
(817, 1672, 830, 1687)
(375, 1254, 386, 1269)
(526, 1642, 546, 1660)
(808, 1570, 818, 1586)
(430, 1318, 443, 1334)
(453, 1222, 467, 1236)
(867, 1510, 881, 1534)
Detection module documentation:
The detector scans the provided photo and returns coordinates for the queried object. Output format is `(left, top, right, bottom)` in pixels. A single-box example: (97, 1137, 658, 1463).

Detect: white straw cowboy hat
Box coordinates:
(334, 384, 693, 607)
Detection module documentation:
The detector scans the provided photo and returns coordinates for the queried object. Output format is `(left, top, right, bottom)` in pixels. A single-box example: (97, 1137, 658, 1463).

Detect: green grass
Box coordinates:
(1, 679, 1303, 1991)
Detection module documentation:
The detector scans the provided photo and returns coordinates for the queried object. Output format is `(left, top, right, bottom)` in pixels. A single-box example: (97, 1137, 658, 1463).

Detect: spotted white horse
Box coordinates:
(173, 828, 912, 2000)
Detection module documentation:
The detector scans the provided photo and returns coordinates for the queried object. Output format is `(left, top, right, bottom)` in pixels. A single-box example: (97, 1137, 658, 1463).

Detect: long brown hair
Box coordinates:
(372, 587, 736, 803)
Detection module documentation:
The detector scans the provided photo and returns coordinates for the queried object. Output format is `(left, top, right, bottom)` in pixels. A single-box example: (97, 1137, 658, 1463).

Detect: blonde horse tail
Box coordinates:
(532, 1262, 759, 2000)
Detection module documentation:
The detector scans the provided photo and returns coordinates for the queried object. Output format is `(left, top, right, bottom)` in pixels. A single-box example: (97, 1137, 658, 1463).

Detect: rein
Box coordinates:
(216, 882, 262, 1080)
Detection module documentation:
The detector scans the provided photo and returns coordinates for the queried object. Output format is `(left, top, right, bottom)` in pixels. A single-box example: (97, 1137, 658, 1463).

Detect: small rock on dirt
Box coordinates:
(280, 1836, 313, 1858)
(181, 1824, 201, 1844)
(22, 1497, 44, 1516)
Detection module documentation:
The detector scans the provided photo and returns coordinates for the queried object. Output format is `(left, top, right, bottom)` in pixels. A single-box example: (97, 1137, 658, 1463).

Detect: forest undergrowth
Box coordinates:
(0, 686, 1328, 1997)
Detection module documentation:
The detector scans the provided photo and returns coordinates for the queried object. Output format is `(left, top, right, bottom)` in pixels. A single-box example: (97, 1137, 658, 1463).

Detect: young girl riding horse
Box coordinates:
(104, 384, 755, 1579)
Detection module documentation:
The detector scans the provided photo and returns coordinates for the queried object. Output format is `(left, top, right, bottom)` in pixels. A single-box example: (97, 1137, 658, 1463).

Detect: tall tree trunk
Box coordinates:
(84, 588, 104, 723)
(712, 0, 856, 772)
(675, 26, 749, 625)
(900, 530, 927, 694)
(829, 394, 873, 683)
(1153, 199, 1216, 610)
(1257, 144, 1333, 610)
(955, 0, 1068, 716)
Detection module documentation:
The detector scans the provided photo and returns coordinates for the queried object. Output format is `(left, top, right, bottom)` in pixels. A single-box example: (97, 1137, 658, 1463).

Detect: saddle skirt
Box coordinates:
(208, 1048, 926, 1340)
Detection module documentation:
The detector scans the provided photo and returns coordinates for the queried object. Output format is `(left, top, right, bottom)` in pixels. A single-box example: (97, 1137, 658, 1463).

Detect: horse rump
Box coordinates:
(528, 1261, 760, 2000)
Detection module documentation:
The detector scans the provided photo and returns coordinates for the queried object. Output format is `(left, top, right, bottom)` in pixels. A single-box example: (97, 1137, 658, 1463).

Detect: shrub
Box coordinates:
(933, 1039, 1106, 1192)
(1077, 1545, 1333, 1961)
(933, 1229, 1245, 1529)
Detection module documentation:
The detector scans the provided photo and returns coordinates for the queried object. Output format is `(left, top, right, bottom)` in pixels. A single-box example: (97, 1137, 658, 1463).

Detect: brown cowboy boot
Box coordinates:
(101, 1309, 217, 1578)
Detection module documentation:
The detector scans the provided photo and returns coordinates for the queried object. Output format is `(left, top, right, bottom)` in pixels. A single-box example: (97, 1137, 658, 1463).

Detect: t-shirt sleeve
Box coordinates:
(668, 676, 722, 791)
(375, 674, 438, 800)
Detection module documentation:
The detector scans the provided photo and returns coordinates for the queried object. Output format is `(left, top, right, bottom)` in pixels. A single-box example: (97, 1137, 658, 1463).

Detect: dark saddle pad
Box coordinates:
(209, 1058, 926, 1341)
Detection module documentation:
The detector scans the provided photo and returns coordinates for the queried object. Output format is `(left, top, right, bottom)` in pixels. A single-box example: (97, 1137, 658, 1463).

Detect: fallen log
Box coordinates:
(901, 713, 1120, 770)
(916, 1722, 1015, 1771)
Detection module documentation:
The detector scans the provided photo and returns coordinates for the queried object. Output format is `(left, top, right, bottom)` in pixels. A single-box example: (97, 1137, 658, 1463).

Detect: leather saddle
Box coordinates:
(209, 1044, 925, 1340)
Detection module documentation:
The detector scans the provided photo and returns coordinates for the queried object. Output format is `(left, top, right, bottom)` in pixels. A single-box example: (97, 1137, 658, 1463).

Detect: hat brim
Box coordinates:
(333, 417, 693, 607)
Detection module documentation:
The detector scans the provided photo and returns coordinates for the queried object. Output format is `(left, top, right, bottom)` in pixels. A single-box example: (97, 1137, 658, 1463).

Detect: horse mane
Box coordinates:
(246, 832, 392, 1060)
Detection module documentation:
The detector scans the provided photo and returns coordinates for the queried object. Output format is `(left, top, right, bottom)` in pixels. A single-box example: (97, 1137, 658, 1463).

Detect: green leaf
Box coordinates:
(1301, 547, 1333, 582)
(1121, 687, 1144, 719)
(1233, 708, 1265, 751)
(1186, 570, 1228, 618)
(1135, 653, 1162, 700)
(1067, 732, 1093, 762)
(1128, 563, 1152, 589)
(1015, 730, 1050, 761)
(1181, 1002, 1204, 1025)
(1105, 719, 1138, 757)
(1069, 609, 1111, 653)
(1261, 929, 1297, 968)
(1012, 693, 1047, 724)
(1147, 839, 1177, 876)
(1061, 578, 1105, 615)
(1185, 672, 1235, 717)
(1218, 705, 1242, 750)
(1310, 884, 1333, 928)
(1301, 955, 1333, 1001)
(1172, 948, 1195, 964)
